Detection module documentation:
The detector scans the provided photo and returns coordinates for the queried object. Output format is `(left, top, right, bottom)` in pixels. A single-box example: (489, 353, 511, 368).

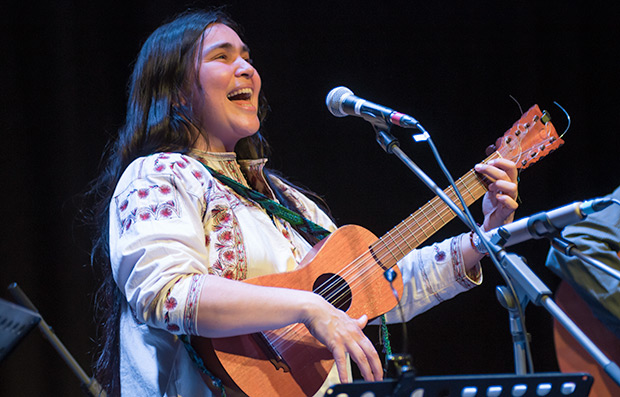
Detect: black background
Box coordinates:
(2, 1, 619, 395)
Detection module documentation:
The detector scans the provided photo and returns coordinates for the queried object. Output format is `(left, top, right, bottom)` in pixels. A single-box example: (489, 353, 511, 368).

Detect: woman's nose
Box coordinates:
(235, 57, 255, 79)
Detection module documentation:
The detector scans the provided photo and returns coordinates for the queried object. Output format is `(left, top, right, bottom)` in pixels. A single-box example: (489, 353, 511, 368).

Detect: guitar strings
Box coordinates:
(266, 133, 560, 354)
(265, 175, 486, 353)
(268, 143, 531, 353)
(266, 161, 491, 352)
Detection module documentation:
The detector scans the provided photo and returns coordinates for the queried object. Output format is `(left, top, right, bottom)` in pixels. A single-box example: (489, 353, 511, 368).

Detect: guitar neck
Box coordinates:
(370, 151, 501, 268)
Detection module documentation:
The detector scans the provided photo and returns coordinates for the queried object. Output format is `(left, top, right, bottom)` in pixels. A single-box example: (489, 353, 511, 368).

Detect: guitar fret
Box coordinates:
(429, 200, 446, 225)
(402, 220, 422, 246)
(458, 178, 477, 202)
(411, 214, 430, 238)
(385, 230, 407, 259)
(395, 221, 415, 250)
(420, 210, 438, 232)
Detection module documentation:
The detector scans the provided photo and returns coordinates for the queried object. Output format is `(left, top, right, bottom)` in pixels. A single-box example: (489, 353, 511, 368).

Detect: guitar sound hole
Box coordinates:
(312, 273, 352, 312)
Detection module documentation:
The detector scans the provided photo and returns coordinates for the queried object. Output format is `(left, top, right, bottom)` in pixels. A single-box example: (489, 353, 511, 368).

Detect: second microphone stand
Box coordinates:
(486, 226, 620, 386)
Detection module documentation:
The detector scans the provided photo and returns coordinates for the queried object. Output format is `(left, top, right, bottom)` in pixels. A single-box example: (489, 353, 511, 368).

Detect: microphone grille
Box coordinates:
(325, 86, 353, 117)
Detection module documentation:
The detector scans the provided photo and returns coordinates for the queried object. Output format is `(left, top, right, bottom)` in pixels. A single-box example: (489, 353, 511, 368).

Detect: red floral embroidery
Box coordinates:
(155, 164, 165, 172)
(222, 250, 235, 262)
(219, 230, 233, 243)
(117, 183, 180, 234)
(206, 201, 247, 281)
(163, 281, 182, 334)
(164, 297, 177, 310)
(434, 248, 446, 262)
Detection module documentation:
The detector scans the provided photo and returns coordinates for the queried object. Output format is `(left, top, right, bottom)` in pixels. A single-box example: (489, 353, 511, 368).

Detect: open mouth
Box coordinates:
(227, 88, 253, 102)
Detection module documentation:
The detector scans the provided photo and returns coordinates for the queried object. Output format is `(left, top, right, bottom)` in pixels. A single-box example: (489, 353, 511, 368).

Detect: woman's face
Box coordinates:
(194, 23, 262, 152)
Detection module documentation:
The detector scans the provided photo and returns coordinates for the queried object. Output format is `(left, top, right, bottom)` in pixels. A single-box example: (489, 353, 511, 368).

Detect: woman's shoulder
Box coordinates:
(117, 152, 213, 193)
(267, 172, 337, 231)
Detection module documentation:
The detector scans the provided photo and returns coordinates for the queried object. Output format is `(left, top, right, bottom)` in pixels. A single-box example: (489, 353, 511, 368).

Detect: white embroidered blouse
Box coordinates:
(109, 150, 481, 396)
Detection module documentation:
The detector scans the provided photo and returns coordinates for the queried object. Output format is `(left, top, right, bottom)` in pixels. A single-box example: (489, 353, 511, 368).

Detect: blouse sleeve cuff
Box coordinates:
(452, 233, 483, 288)
(154, 274, 206, 336)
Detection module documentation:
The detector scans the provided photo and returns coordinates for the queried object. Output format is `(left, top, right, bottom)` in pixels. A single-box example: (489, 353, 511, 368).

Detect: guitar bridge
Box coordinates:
(251, 332, 291, 372)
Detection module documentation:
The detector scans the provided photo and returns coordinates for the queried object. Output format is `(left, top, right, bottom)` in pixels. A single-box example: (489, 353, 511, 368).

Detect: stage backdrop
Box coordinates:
(2, 1, 619, 395)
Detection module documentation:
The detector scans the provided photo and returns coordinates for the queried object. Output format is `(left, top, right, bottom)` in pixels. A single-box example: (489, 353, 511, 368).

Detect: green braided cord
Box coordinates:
(179, 335, 226, 397)
(380, 315, 392, 356)
(201, 164, 331, 241)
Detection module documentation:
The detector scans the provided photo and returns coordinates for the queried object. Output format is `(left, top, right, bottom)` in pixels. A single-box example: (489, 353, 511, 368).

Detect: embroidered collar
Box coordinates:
(189, 149, 278, 201)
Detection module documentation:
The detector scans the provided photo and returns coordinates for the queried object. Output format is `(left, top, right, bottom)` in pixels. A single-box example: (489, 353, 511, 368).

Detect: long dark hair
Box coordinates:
(89, 8, 327, 396)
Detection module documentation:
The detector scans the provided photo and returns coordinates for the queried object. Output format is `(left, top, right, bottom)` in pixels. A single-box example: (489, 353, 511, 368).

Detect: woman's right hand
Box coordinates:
(196, 276, 383, 383)
(302, 295, 383, 383)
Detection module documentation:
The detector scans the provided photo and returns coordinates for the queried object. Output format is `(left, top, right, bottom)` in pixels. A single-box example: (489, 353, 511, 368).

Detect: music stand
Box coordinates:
(0, 297, 40, 363)
(325, 372, 593, 397)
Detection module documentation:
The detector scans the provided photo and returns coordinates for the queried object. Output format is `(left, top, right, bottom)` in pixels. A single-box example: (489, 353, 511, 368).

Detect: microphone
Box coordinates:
(480, 198, 615, 250)
(325, 86, 421, 129)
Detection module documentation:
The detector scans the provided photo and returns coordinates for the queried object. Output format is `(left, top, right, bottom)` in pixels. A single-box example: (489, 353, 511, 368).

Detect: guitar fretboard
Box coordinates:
(370, 151, 502, 268)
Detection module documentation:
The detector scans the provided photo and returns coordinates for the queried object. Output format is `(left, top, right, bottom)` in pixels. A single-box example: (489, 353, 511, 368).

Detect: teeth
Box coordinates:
(227, 88, 253, 99)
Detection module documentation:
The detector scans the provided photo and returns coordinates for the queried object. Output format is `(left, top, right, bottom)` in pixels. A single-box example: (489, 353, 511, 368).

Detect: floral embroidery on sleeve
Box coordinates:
(201, 178, 249, 281)
(183, 274, 204, 335)
(163, 282, 181, 333)
(206, 204, 247, 280)
(115, 182, 179, 235)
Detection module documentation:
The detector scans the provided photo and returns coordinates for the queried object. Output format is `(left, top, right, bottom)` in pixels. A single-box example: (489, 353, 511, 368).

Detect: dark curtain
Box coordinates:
(2, 1, 619, 395)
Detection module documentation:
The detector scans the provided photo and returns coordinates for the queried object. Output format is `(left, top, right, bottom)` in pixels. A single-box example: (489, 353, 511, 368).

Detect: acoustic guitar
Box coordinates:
(192, 105, 563, 396)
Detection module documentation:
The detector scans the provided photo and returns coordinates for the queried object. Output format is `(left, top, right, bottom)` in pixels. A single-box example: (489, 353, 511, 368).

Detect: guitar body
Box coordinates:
(192, 225, 404, 396)
(553, 281, 620, 397)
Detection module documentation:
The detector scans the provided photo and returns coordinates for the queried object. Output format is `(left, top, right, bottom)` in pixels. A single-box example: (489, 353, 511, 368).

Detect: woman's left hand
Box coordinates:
(474, 158, 519, 231)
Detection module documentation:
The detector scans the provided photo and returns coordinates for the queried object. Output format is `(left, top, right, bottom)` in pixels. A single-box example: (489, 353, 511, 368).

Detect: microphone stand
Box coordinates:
(371, 121, 479, 394)
(372, 119, 544, 380)
(370, 120, 620, 386)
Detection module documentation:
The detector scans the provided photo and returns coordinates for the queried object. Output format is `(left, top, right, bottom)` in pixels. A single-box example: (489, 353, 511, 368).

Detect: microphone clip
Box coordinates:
(372, 123, 399, 154)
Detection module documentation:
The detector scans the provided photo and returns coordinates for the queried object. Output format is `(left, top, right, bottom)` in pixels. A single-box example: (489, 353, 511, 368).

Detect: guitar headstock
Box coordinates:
(487, 104, 564, 170)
